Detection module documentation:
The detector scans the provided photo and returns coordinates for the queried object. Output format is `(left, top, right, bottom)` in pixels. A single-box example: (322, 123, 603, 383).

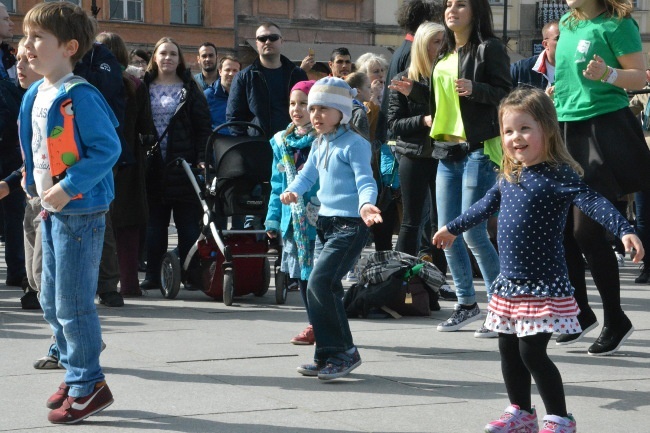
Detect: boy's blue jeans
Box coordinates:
(308, 216, 369, 363)
(40, 212, 106, 398)
(436, 149, 500, 305)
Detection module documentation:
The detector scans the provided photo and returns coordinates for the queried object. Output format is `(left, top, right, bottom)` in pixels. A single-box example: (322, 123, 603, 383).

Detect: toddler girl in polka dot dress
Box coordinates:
(434, 87, 644, 433)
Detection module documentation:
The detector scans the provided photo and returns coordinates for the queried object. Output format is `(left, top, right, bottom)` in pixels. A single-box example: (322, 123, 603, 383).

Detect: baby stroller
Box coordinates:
(159, 121, 282, 305)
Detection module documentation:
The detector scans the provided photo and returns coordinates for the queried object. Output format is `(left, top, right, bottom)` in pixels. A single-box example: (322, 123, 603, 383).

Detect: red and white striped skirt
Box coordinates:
(484, 294, 582, 337)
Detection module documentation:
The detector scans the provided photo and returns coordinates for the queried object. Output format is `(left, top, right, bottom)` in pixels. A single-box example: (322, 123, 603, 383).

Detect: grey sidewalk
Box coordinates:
(1, 245, 648, 432)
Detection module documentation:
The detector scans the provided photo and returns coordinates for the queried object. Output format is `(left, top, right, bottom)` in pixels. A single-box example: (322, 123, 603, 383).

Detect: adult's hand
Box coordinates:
(455, 78, 473, 96)
(300, 54, 315, 72)
(388, 76, 413, 96)
(583, 54, 608, 81)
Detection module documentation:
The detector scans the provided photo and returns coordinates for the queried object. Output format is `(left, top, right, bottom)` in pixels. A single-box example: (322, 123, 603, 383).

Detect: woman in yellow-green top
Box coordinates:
(553, 0, 650, 356)
(396, 0, 511, 335)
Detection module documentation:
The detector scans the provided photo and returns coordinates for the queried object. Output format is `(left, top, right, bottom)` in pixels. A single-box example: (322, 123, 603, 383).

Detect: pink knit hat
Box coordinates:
(291, 80, 316, 96)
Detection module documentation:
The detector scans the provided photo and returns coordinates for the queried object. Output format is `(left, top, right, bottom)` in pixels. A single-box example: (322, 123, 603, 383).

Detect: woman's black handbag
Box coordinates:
(432, 141, 468, 160)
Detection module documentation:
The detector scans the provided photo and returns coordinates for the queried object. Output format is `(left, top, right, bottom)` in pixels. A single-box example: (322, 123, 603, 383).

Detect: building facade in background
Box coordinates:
(2, 1, 650, 69)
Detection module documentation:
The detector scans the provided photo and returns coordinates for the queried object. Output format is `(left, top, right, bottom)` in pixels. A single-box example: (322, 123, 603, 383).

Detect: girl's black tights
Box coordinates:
(499, 333, 567, 417)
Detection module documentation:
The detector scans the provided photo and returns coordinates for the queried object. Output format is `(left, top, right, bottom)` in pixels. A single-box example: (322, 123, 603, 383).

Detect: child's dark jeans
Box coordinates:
(308, 216, 369, 362)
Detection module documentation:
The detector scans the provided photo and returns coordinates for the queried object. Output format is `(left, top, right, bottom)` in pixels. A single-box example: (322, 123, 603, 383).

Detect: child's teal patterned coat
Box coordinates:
(265, 128, 319, 240)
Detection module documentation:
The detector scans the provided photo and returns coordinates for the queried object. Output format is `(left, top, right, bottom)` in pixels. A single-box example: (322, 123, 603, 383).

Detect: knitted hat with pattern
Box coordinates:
(307, 76, 357, 125)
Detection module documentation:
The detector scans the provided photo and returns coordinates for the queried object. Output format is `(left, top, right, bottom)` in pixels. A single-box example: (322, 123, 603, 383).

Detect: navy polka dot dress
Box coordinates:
(446, 162, 635, 336)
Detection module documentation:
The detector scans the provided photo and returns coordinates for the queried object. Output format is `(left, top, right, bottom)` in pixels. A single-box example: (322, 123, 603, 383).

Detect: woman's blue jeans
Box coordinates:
(308, 216, 369, 362)
(436, 149, 500, 305)
(40, 212, 106, 398)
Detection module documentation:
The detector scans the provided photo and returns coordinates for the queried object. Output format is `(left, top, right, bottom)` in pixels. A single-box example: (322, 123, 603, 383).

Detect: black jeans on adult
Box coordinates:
(0, 188, 26, 282)
(145, 199, 201, 283)
(96, 210, 120, 294)
(396, 156, 438, 255)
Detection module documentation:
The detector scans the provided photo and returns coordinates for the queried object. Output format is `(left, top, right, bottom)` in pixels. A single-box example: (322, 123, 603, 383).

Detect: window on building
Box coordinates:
(44, 0, 81, 4)
(171, 0, 201, 25)
(110, 0, 143, 21)
(1, 0, 14, 13)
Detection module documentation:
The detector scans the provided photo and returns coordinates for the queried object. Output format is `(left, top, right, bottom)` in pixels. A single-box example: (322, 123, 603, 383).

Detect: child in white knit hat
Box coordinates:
(281, 77, 382, 380)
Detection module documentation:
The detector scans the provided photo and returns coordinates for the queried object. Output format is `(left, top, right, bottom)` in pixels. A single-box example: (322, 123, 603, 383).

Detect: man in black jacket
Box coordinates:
(226, 22, 307, 138)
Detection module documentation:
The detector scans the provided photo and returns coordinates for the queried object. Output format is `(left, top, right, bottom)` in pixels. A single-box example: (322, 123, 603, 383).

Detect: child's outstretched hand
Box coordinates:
(622, 233, 645, 263)
(43, 183, 71, 212)
(360, 203, 383, 227)
(433, 226, 457, 249)
(280, 191, 298, 205)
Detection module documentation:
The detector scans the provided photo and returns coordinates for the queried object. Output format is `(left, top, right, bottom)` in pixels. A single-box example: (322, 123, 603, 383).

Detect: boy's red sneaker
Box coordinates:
(47, 381, 113, 424)
(46, 382, 70, 409)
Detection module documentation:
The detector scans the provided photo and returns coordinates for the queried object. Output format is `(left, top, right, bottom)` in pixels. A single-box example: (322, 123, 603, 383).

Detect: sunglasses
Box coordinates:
(256, 34, 281, 43)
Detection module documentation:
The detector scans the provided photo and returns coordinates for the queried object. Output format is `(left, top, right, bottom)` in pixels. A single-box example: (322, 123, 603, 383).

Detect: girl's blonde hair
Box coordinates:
(567, 0, 633, 25)
(498, 87, 583, 184)
(408, 21, 445, 81)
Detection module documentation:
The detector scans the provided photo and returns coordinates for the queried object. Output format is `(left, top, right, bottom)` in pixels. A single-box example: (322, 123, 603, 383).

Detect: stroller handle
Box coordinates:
(211, 121, 266, 137)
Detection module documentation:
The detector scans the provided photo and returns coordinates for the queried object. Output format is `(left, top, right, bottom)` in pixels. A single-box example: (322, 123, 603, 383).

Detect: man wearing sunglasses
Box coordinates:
(510, 21, 559, 91)
(227, 21, 308, 137)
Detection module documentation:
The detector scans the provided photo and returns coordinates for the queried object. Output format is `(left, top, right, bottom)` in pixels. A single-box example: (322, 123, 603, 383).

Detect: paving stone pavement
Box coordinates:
(1, 236, 648, 432)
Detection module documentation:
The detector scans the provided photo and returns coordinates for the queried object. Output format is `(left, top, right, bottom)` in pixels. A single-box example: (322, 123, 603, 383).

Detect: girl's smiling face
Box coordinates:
(289, 89, 310, 127)
(502, 109, 547, 167)
(310, 105, 342, 135)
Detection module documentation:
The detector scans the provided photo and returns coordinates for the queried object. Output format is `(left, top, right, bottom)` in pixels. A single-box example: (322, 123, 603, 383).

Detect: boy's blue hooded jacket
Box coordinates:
(19, 77, 120, 215)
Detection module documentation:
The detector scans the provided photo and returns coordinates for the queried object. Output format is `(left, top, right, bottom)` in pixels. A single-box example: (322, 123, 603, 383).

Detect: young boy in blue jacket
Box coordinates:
(19, 2, 120, 424)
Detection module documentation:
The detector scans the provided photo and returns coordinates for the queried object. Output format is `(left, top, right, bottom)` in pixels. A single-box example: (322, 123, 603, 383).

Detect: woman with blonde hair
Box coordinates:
(388, 22, 446, 270)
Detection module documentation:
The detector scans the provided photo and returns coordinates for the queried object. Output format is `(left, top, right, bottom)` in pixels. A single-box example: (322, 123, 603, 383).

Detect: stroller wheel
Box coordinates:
(275, 271, 288, 305)
(223, 269, 234, 306)
(255, 258, 271, 297)
(160, 251, 182, 299)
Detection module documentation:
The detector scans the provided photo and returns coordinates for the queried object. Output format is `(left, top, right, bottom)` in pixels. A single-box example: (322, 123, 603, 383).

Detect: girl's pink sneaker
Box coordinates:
(485, 404, 539, 433)
(540, 414, 576, 433)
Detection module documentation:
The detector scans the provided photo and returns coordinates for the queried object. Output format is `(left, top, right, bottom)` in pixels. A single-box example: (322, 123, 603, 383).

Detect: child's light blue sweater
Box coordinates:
(286, 125, 377, 217)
